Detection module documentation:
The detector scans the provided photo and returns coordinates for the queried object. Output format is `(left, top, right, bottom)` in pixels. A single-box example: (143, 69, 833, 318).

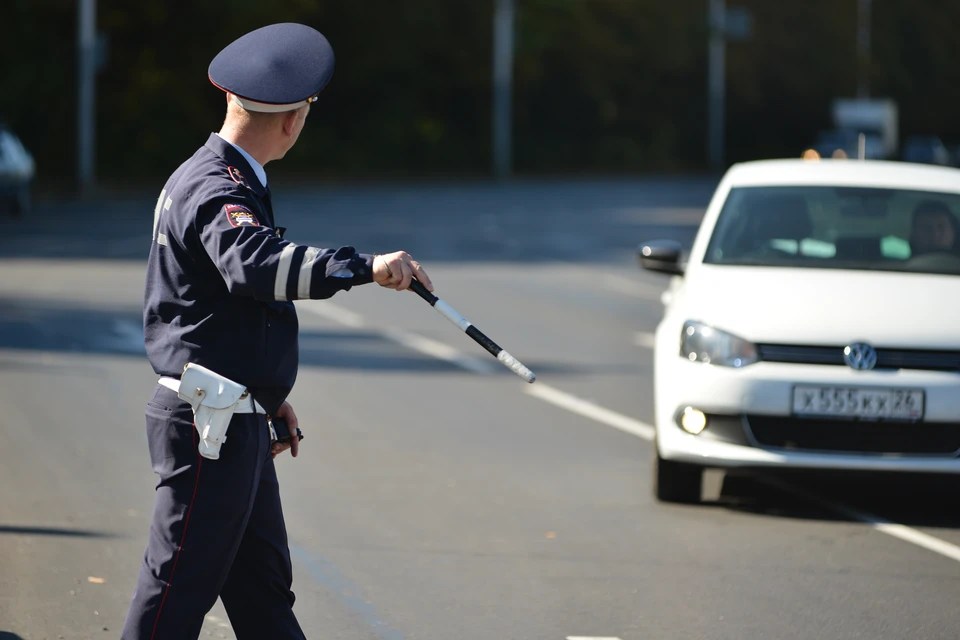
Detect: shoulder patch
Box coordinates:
(227, 166, 250, 189)
(224, 204, 260, 228)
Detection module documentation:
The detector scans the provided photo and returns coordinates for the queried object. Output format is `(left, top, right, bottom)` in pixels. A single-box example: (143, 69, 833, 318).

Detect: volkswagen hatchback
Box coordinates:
(640, 159, 960, 503)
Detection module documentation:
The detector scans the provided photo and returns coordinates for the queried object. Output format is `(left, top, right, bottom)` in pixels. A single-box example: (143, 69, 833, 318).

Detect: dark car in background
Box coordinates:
(902, 135, 952, 166)
(0, 122, 35, 217)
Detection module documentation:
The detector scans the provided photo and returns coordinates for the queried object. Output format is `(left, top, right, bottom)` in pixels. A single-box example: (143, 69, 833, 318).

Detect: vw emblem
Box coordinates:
(844, 342, 877, 370)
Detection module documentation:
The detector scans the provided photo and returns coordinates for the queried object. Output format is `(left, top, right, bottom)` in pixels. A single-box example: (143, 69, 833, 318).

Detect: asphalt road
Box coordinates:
(0, 179, 958, 640)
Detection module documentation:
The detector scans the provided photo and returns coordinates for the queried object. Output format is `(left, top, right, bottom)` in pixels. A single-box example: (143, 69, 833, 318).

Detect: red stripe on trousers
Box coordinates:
(150, 424, 204, 640)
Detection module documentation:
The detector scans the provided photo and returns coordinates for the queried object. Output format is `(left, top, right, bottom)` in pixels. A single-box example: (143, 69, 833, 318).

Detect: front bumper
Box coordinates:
(654, 344, 960, 473)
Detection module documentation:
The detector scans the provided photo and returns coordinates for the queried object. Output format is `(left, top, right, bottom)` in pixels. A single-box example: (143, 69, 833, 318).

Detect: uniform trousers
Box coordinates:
(121, 385, 306, 640)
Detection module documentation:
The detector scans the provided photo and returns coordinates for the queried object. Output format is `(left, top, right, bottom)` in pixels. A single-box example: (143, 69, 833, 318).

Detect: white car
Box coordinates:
(639, 158, 960, 503)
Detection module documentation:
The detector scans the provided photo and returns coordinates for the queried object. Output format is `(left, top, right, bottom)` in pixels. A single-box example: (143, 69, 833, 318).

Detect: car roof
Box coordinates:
(724, 158, 960, 194)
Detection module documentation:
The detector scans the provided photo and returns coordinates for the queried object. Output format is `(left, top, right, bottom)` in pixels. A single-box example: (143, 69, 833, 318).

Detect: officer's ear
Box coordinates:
(281, 108, 301, 137)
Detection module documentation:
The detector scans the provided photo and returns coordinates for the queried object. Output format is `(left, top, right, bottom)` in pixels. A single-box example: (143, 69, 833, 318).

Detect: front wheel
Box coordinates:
(653, 445, 703, 504)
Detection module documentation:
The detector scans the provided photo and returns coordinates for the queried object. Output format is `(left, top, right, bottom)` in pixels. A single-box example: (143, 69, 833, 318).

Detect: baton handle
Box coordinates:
(409, 279, 438, 304)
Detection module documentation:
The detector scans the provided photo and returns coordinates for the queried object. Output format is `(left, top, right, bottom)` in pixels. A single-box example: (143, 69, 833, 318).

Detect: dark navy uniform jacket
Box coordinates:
(144, 133, 373, 414)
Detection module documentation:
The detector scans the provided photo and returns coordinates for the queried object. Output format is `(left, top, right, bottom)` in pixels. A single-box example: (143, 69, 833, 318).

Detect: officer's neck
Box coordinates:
(217, 127, 277, 168)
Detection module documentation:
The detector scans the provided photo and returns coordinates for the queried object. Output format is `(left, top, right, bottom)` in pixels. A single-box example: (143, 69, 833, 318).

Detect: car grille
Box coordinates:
(746, 415, 960, 456)
(756, 344, 960, 372)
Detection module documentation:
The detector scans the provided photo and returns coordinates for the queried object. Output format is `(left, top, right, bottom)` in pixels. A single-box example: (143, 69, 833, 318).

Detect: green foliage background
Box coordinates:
(1, 0, 958, 186)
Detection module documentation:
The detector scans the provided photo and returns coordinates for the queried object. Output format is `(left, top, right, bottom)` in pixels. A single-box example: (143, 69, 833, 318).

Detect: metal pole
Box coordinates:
(492, 0, 514, 180)
(707, 0, 726, 171)
(857, 0, 871, 98)
(78, 0, 96, 196)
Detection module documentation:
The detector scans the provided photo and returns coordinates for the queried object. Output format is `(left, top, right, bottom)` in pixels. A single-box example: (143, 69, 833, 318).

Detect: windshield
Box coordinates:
(703, 185, 960, 275)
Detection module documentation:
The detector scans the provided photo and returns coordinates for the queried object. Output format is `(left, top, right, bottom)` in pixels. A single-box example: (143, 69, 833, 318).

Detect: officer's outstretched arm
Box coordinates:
(198, 200, 374, 301)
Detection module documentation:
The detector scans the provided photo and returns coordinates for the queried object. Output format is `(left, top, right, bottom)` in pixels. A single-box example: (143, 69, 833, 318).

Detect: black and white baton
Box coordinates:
(409, 279, 536, 383)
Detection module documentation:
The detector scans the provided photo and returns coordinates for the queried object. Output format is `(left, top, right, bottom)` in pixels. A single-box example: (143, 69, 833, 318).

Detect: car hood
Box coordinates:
(673, 265, 960, 348)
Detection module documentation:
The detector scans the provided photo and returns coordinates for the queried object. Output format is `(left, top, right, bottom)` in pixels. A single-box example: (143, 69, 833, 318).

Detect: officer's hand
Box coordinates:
(271, 401, 300, 459)
(373, 251, 433, 292)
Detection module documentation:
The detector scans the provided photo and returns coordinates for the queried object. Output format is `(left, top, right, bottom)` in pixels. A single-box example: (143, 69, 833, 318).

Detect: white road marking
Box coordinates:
(871, 523, 960, 563)
(297, 300, 960, 566)
(632, 331, 657, 349)
(526, 383, 655, 441)
(382, 327, 497, 375)
(612, 204, 705, 225)
(567, 637, 622, 640)
(299, 299, 365, 328)
(298, 301, 496, 374)
(600, 274, 664, 299)
(758, 476, 960, 564)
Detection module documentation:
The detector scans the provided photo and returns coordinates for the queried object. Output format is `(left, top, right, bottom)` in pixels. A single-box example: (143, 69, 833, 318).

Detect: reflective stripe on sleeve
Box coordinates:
(275, 244, 298, 301)
(298, 247, 321, 299)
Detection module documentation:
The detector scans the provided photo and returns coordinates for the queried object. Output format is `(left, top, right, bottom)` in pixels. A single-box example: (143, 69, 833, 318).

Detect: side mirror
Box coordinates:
(638, 240, 685, 276)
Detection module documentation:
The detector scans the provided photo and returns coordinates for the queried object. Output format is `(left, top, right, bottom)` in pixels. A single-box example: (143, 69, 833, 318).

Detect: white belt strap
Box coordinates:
(158, 376, 266, 414)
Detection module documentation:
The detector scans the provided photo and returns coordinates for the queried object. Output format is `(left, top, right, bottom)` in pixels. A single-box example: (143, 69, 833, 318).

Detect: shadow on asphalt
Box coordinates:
(298, 330, 635, 377)
(707, 470, 960, 530)
(0, 298, 616, 378)
(0, 298, 146, 358)
(0, 632, 26, 640)
(0, 525, 116, 538)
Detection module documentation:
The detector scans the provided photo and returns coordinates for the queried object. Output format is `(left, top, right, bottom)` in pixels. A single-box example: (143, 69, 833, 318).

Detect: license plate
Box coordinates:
(792, 386, 924, 421)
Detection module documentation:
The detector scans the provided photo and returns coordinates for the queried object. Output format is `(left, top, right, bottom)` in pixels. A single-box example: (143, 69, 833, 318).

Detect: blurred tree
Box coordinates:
(0, 0, 81, 192)
(0, 0, 957, 188)
(514, 0, 706, 173)
(724, 0, 858, 162)
(871, 0, 960, 142)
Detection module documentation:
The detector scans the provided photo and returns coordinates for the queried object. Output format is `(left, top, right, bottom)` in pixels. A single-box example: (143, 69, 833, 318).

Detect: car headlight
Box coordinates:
(680, 321, 758, 367)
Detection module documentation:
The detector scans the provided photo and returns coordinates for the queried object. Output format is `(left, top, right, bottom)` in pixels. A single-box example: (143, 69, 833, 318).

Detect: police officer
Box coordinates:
(121, 23, 433, 640)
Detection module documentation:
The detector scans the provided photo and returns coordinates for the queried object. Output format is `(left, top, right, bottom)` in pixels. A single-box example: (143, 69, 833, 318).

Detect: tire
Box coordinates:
(653, 444, 703, 504)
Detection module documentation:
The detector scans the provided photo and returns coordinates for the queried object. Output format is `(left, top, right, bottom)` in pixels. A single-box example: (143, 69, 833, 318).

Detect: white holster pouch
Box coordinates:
(175, 363, 250, 460)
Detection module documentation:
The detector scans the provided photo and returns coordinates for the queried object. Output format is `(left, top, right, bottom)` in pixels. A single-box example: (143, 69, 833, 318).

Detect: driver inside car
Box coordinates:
(910, 200, 959, 256)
